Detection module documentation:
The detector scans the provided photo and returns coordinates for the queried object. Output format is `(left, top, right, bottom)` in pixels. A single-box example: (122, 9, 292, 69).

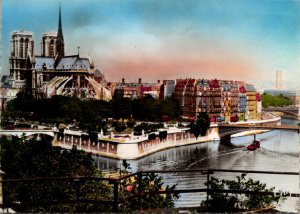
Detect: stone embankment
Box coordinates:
(56, 113, 282, 160)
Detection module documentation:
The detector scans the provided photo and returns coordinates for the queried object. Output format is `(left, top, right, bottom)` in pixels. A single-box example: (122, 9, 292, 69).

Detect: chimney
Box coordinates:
(138, 78, 142, 84)
(122, 78, 125, 84)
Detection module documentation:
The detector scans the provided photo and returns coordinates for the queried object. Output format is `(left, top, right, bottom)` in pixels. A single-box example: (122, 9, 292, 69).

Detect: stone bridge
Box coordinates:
(264, 106, 300, 117)
(0, 129, 56, 138)
(218, 123, 299, 143)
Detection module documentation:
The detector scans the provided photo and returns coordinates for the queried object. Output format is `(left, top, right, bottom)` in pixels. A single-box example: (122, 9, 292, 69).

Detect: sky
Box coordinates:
(2, 0, 300, 91)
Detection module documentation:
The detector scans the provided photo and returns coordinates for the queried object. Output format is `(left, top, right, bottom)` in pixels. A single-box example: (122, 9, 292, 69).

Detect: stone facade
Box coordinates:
(8, 5, 111, 101)
(174, 79, 261, 122)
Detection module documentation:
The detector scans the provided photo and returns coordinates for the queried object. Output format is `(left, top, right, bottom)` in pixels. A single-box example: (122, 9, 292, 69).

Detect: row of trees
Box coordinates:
(262, 93, 292, 108)
(3, 92, 212, 138)
(2, 93, 182, 131)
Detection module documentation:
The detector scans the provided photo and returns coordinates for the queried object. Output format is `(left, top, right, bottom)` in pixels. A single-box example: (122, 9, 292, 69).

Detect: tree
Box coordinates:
(190, 113, 210, 139)
(158, 131, 167, 142)
(1, 136, 110, 213)
(197, 112, 210, 136)
(199, 174, 286, 212)
(111, 98, 132, 120)
(262, 93, 292, 108)
(114, 121, 127, 133)
(126, 119, 136, 128)
(2, 93, 182, 126)
(148, 133, 156, 141)
(118, 161, 179, 212)
(134, 122, 149, 135)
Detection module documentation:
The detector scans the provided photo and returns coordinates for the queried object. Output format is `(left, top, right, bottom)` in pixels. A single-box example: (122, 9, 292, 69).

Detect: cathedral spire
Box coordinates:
(56, 2, 65, 60)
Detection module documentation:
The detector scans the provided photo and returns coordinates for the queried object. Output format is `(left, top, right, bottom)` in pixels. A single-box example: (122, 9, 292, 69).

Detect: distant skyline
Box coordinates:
(2, 0, 300, 90)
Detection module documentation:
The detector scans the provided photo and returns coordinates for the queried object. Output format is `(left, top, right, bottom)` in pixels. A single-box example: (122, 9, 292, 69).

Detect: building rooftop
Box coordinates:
(12, 30, 33, 36)
(43, 31, 57, 37)
(35, 57, 55, 70)
(34, 55, 92, 71)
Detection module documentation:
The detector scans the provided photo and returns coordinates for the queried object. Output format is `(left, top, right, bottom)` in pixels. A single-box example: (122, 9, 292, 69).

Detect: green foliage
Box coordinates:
(190, 113, 210, 139)
(2, 93, 181, 129)
(3, 94, 111, 131)
(148, 133, 157, 141)
(134, 123, 163, 135)
(262, 93, 292, 108)
(114, 122, 127, 133)
(131, 98, 181, 121)
(118, 161, 179, 212)
(158, 131, 167, 142)
(126, 119, 136, 128)
(148, 123, 164, 132)
(111, 98, 132, 120)
(199, 174, 286, 212)
(1, 136, 111, 213)
(88, 131, 99, 143)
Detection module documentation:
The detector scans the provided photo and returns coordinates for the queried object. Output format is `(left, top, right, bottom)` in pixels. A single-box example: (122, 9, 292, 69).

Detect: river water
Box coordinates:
(94, 118, 299, 212)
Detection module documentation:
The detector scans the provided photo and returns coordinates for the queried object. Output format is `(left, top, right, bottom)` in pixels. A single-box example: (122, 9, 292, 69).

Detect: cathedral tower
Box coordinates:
(9, 31, 34, 88)
(41, 32, 57, 57)
(56, 3, 65, 59)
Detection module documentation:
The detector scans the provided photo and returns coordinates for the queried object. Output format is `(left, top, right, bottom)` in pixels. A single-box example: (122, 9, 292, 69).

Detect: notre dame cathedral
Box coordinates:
(9, 5, 111, 101)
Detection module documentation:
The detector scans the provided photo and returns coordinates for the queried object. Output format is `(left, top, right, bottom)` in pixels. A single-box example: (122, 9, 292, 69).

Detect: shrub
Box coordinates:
(114, 122, 127, 133)
(199, 174, 286, 212)
(158, 131, 167, 142)
(118, 161, 179, 212)
(148, 133, 156, 141)
(126, 119, 136, 128)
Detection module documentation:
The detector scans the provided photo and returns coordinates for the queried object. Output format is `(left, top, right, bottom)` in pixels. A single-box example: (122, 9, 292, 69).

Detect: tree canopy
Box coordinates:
(189, 112, 210, 139)
(2, 93, 182, 131)
(1, 136, 179, 213)
(262, 93, 292, 108)
(199, 174, 286, 212)
(1, 136, 97, 178)
(1, 136, 110, 212)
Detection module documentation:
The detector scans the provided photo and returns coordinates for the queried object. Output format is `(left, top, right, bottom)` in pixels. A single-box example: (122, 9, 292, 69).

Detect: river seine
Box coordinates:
(94, 118, 299, 212)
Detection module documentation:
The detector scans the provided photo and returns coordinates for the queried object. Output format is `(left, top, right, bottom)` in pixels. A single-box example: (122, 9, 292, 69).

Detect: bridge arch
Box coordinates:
(0, 130, 55, 138)
(218, 123, 299, 144)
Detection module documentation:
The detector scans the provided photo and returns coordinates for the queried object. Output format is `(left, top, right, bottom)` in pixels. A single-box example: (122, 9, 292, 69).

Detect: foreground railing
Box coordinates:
(1, 169, 299, 212)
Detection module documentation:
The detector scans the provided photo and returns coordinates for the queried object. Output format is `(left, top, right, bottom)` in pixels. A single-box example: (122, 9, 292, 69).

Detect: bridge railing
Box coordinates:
(1, 169, 298, 212)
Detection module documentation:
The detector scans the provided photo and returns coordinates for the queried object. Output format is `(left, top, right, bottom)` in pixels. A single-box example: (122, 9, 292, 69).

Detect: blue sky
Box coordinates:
(2, 0, 300, 90)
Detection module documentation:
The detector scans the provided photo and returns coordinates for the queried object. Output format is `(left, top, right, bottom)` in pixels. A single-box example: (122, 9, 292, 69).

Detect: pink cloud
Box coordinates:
(97, 49, 258, 83)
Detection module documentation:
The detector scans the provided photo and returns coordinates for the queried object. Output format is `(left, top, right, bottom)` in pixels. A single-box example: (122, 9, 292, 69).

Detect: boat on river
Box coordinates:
(247, 140, 260, 151)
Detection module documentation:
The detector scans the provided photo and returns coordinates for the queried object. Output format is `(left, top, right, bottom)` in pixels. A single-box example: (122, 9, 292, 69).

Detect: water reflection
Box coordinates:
(93, 119, 299, 212)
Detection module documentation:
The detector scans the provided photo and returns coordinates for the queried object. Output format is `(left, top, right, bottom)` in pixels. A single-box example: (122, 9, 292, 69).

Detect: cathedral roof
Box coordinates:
(56, 55, 91, 70)
(34, 55, 93, 71)
(35, 57, 55, 71)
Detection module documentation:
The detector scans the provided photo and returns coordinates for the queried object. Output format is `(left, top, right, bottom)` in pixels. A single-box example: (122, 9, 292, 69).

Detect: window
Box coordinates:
(25, 38, 29, 57)
(20, 38, 24, 58)
(49, 39, 54, 57)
